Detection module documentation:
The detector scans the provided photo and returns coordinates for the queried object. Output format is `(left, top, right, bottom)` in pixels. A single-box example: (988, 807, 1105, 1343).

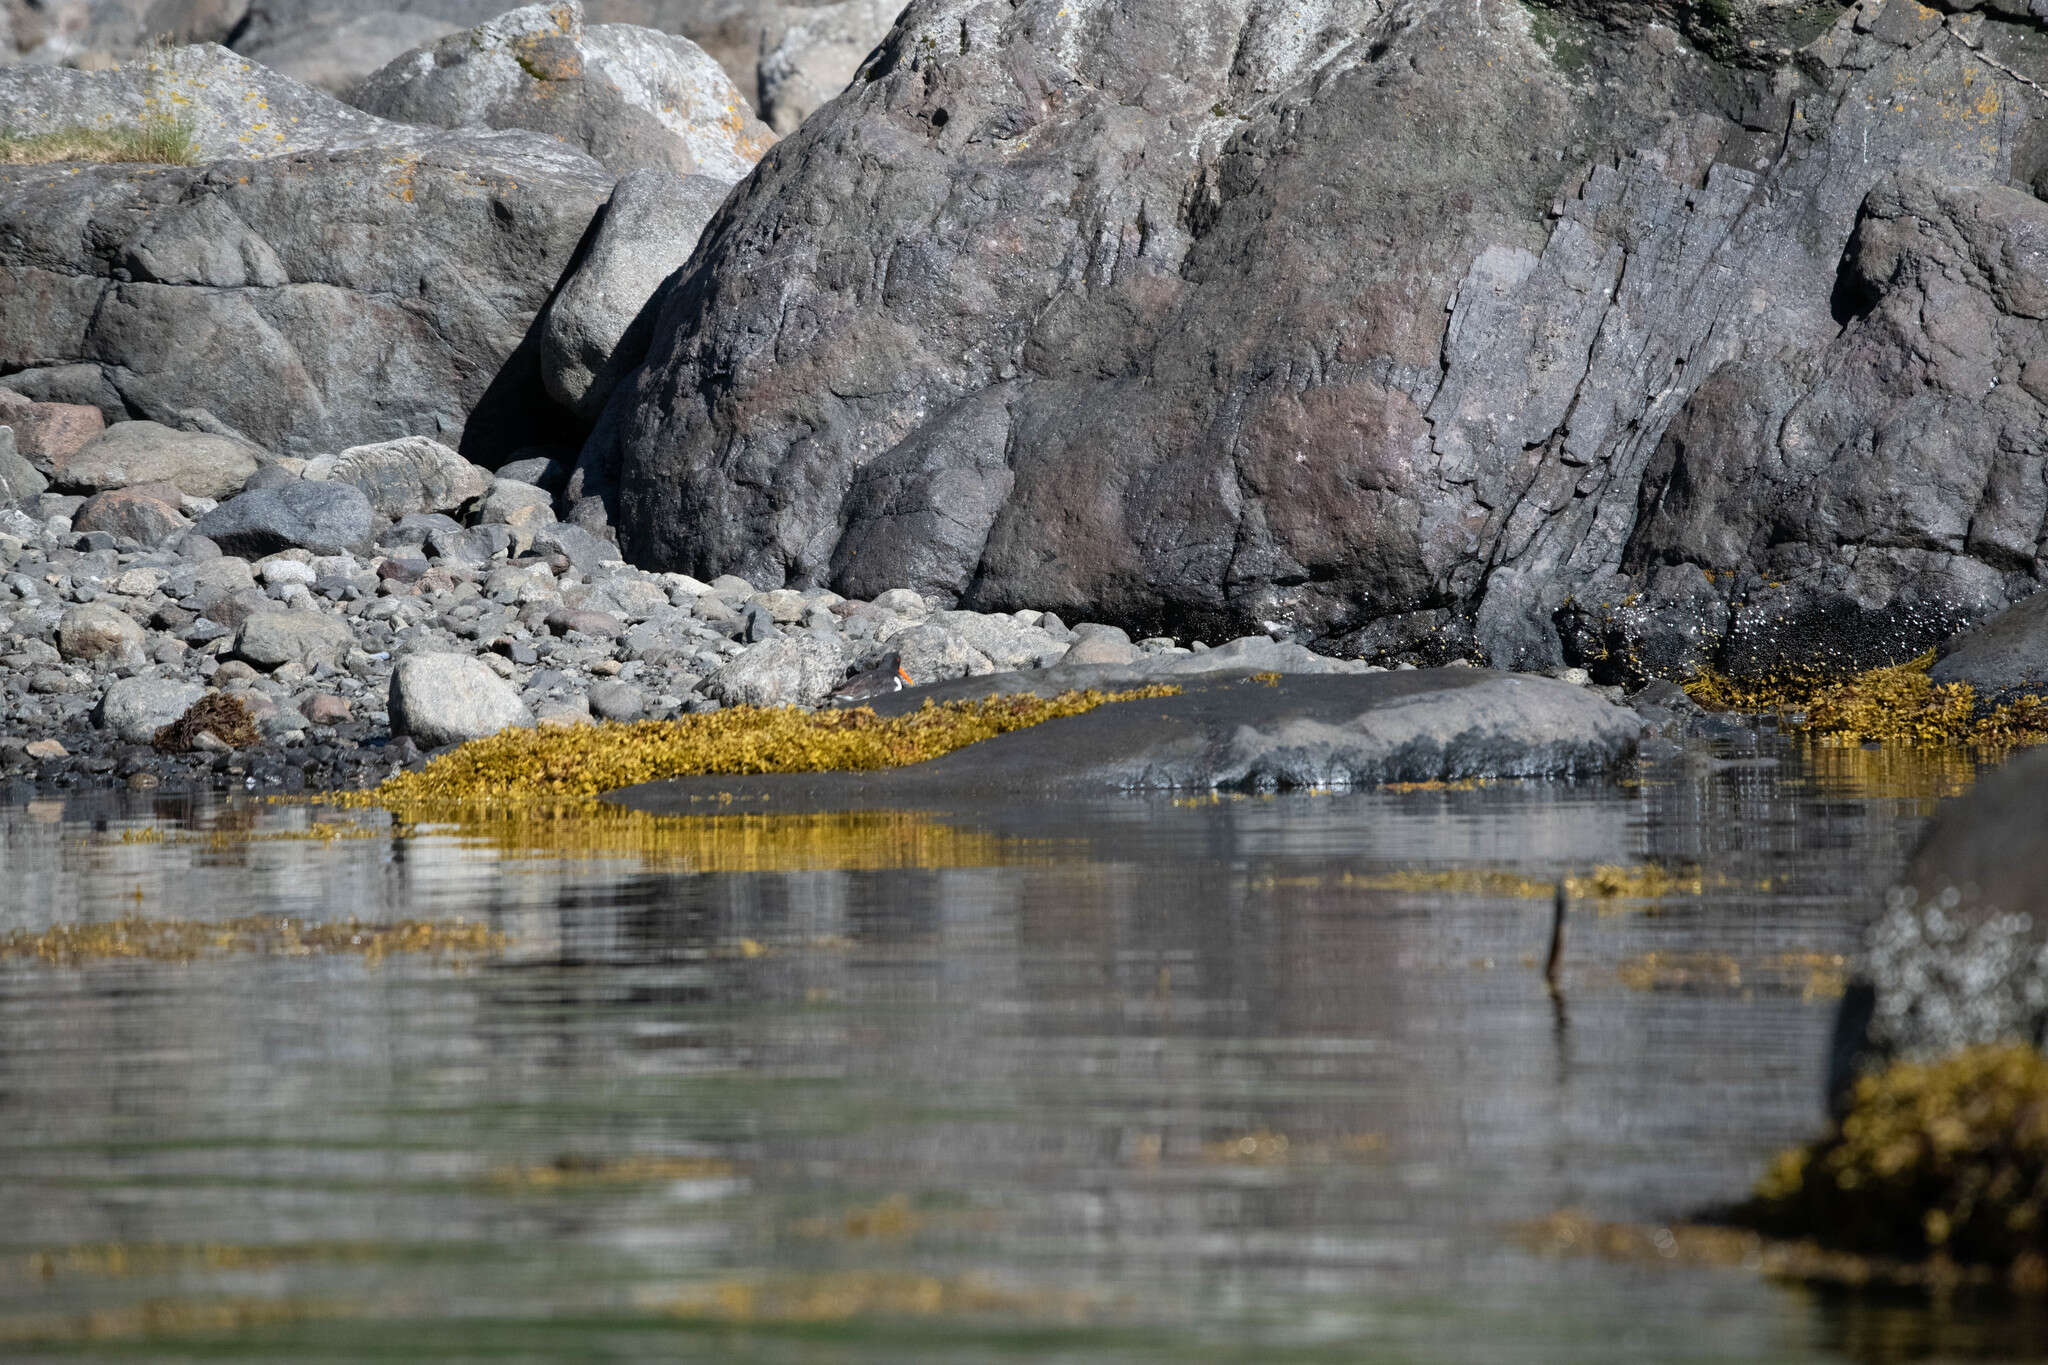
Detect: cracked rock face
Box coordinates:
(0, 44, 611, 462)
(597, 0, 2048, 675)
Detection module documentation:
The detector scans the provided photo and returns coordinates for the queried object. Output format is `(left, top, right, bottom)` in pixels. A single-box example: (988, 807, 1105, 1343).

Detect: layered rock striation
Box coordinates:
(594, 0, 2048, 677)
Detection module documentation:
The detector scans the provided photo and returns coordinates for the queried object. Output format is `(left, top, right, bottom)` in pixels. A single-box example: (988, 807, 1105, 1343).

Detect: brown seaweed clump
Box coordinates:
(345, 688, 1179, 814)
(152, 693, 261, 753)
(1686, 653, 2048, 748)
(1736, 1045, 2048, 1278)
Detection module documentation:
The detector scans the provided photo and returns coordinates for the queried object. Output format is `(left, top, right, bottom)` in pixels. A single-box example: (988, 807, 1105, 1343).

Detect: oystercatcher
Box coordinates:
(828, 652, 913, 704)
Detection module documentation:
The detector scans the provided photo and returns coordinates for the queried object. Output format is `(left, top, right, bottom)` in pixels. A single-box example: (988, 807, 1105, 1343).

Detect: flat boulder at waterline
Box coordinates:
(612, 667, 1640, 811)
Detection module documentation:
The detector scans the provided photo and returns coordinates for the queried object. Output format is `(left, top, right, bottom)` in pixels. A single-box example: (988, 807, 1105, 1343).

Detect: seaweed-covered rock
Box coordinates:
(1740, 1044, 2048, 1272)
(350, 2, 772, 180)
(95, 676, 208, 743)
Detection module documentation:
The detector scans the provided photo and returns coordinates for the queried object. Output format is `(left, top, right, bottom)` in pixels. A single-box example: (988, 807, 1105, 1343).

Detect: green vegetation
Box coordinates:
(0, 117, 197, 166)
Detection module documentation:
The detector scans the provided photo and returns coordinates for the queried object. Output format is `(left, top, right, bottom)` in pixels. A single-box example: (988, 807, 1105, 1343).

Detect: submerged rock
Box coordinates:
(616, 667, 1640, 809)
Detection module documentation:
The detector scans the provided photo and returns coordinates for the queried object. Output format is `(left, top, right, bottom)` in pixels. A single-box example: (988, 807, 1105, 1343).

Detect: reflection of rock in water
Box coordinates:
(1843, 745, 2048, 1080)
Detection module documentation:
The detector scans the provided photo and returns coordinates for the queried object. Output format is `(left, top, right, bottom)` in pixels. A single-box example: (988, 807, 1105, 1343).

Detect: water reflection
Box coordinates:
(0, 740, 2035, 1361)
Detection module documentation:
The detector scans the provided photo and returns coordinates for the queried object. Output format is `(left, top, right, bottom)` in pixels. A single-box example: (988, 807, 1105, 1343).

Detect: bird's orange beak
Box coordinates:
(896, 664, 913, 685)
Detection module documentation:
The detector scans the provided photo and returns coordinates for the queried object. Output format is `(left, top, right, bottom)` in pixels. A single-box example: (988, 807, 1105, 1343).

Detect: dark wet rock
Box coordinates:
(349, 2, 772, 181)
(315, 436, 488, 519)
(1845, 744, 2048, 1079)
(69, 483, 189, 549)
(616, 668, 1640, 813)
(541, 168, 730, 423)
(196, 482, 374, 557)
(50, 422, 260, 501)
(388, 651, 533, 746)
(1930, 589, 2048, 700)
(0, 45, 611, 461)
(600, 0, 2048, 677)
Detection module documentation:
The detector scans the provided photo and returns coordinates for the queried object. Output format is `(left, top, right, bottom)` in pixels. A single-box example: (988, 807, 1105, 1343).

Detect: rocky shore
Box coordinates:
(0, 420, 1686, 796)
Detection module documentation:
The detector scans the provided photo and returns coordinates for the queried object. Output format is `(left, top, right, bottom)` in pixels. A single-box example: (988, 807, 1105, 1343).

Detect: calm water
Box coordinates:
(1, 740, 2040, 1362)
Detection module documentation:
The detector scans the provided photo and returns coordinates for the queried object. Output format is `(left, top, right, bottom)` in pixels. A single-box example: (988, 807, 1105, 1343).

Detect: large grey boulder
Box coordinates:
(389, 651, 534, 746)
(540, 169, 731, 421)
(235, 609, 355, 670)
(0, 44, 612, 460)
(195, 481, 375, 556)
(704, 633, 847, 707)
(350, 2, 773, 181)
(50, 422, 260, 500)
(219, 2, 890, 132)
(596, 0, 2048, 678)
(316, 436, 488, 518)
(754, 0, 899, 134)
(233, 10, 462, 93)
(1929, 588, 2048, 699)
(1845, 744, 2048, 1076)
(94, 676, 208, 742)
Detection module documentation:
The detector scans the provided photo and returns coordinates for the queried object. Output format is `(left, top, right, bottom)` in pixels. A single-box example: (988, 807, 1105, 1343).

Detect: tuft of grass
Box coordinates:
(0, 117, 197, 166)
(1738, 1044, 2048, 1272)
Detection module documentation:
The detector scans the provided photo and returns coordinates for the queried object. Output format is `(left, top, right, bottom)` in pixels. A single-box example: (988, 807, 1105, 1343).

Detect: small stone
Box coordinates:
(70, 483, 188, 548)
(545, 607, 626, 638)
(871, 588, 929, 617)
(299, 693, 353, 726)
(57, 601, 144, 663)
(750, 588, 808, 623)
(476, 477, 555, 525)
(588, 680, 644, 722)
(24, 739, 66, 760)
